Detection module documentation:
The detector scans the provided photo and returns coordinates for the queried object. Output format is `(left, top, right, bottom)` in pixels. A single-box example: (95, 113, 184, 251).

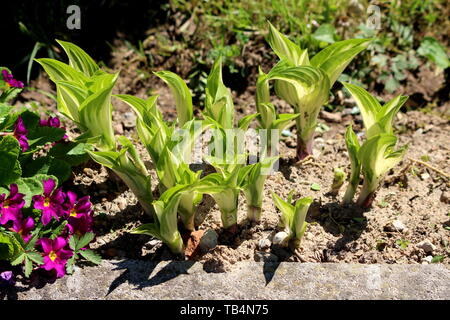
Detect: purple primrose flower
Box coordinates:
(0, 184, 25, 225)
(38, 237, 73, 278)
(32, 179, 66, 226)
(13, 116, 29, 152)
(2, 70, 24, 88)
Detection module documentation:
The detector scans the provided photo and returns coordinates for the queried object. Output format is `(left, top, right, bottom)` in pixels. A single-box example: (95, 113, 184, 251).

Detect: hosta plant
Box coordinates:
(272, 191, 313, 249)
(115, 90, 205, 230)
(36, 41, 155, 215)
(266, 22, 371, 159)
(342, 83, 408, 207)
(330, 167, 346, 196)
(243, 156, 279, 222)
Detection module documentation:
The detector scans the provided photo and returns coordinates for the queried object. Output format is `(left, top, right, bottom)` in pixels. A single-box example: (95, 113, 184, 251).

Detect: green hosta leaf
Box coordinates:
(344, 125, 361, 203)
(293, 196, 312, 240)
(80, 249, 102, 265)
(36, 58, 88, 84)
(267, 22, 309, 66)
(154, 71, 193, 126)
(342, 82, 380, 136)
(311, 38, 372, 86)
(238, 113, 258, 130)
(359, 133, 408, 188)
(272, 192, 295, 230)
(56, 40, 100, 77)
(54, 80, 88, 122)
(79, 73, 118, 151)
(0, 135, 21, 186)
(205, 57, 235, 129)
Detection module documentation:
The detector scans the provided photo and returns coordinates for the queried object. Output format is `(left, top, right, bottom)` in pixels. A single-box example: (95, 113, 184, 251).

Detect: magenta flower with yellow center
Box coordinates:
(32, 179, 66, 226)
(0, 184, 25, 225)
(38, 237, 73, 278)
(11, 216, 35, 242)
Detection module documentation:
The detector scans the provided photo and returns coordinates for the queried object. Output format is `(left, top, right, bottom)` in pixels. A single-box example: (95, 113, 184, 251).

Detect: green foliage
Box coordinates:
(66, 232, 101, 274)
(272, 192, 313, 248)
(0, 135, 22, 185)
(342, 83, 408, 207)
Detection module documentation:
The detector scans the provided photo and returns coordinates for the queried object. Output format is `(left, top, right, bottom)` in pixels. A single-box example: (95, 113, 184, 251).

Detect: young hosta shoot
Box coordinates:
(357, 133, 407, 207)
(266, 22, 371, 159)
(200, 157, 252, 230)
(243, 156, 279, 222)
(341, 83, 409, 207)
(132, 185, 188, 254)
(36, 40, 117, 151)
(272, 192, 313, 249)
(330, 167, 346, 196)
(203, 57, 235, 129)
(256, 69, 300, 154)
(342, 82, 408, 140)
(342, 125, 361, 204)
(87, 136, 154, 215)
(154, 71, 193, 126)
(115, 94, 206, 230)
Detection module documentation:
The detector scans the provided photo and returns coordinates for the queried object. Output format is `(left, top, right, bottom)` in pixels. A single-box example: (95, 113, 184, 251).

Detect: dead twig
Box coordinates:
(408, 157, 450, 180)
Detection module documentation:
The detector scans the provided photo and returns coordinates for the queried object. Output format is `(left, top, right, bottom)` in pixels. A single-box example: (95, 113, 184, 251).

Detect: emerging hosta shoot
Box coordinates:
(272, 192, 313, 249)
(330, 167, 346, 196)
(342, 125, 361, 204)
(342, 83, 408, 207)
(132, 185, 188, 254)
(243, 156, 279, 222)
(87, 136, 154, 214)
(266, 22, 371, 159)
(357, 133, 407, 207)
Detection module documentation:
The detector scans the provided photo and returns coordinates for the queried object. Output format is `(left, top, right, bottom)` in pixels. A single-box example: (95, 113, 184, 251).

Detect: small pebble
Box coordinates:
(199, 229, 219, 253)
(416, 240, 436, 254)
(421, 256, 433, 264)
(258, 238, 271, 250)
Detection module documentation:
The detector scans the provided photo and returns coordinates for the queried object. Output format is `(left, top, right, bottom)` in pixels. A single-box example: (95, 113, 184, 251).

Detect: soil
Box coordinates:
(14, 40, 450, 274)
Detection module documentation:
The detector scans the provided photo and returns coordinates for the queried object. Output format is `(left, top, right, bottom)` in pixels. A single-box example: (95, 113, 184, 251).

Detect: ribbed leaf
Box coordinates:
(267, 22, 309, 66)
(36, 58, 88, 84)
(311, 38, 372, 86)
(154, 71, 193, 126)
(56, 40, 99, 77)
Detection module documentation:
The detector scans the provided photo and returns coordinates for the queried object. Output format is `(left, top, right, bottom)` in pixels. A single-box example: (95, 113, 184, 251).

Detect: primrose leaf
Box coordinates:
(21, 156, 71, 183)
(26, 251, 44, 265)
(15, 174, 58, 206)
(0, 135, 22, 186)
(79, 249, 102, 265)
(75, 232, 95, 251)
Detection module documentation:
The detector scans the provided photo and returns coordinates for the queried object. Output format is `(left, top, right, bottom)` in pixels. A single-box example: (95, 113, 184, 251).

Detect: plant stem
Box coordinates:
(356, 180, 377, 208)
(342, 183, 357, 204)
(296, 134, 313, 160)
(247, 205, 262, 222)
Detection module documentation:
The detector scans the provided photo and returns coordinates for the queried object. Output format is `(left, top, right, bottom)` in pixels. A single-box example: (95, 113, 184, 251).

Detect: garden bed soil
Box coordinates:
(14, 41, 450, 275)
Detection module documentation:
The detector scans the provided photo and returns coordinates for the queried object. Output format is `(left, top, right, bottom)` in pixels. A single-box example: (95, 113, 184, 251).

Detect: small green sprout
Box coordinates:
(330, 168, 346, 196)
(272, 191, 313, 249)
(395, 239, 410, 249)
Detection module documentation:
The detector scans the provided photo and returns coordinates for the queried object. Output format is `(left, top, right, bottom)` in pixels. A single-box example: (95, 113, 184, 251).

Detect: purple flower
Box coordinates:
(0, 184, 25, 225)
(0, 271, 15, 287)
(38, 237, 73, 278)
(13, 116, 29, 152)
(1, 70, 24, 88)
(64, 192, 94, 235)
(39, 116, 69, 142)
(11, 216, 35, 242)
(32, 179, 66, 226)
